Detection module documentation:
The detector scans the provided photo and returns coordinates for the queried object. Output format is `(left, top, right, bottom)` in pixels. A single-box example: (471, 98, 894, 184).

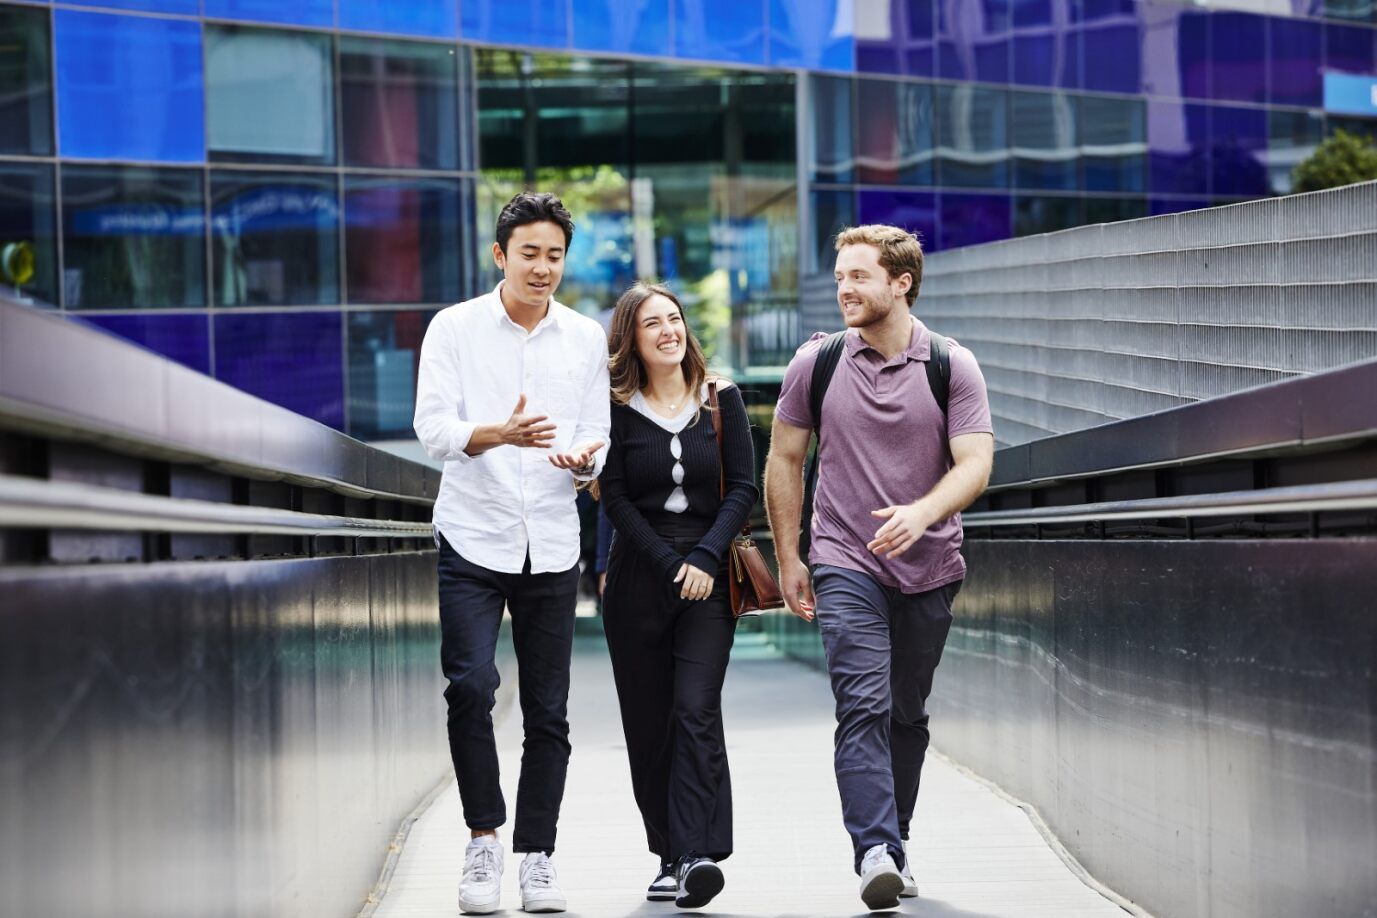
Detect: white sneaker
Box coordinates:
(859, 843, 904, 911)
(519, 852, 567, 913)
(899, 841, 918, 898)
(457, 836, 503, 915)
(647, 861, 678, 901)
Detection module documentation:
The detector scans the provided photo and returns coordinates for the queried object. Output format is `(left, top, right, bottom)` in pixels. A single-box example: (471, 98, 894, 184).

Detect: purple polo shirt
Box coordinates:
(775, 318, 993, 594)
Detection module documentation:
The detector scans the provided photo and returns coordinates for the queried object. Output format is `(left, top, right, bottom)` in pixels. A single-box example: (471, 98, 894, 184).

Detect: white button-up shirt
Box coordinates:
(414, 283, 610, 574)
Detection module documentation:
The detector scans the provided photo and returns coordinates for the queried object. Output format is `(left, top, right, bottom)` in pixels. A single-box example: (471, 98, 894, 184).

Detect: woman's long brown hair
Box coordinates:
(607, 282, 709, 408)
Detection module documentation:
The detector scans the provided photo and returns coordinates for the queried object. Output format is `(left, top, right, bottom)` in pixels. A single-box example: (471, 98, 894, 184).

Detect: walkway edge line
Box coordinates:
(929, 747, 1156, 918)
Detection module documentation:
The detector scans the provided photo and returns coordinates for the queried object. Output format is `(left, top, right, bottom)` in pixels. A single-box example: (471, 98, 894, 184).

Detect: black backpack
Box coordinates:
(799, 331, 951, 558)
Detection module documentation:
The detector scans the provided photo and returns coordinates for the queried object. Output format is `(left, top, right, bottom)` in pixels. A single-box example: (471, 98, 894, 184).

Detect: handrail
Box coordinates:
(963, 478, 1377, 527)
(0, 474, 433, 539)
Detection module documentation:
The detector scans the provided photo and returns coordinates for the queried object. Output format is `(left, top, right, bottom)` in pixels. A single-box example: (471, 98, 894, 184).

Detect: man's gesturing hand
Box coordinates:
(549, 439, 605, 472)
(501, 394, 557, 448)
(779, 557, 815, 622)
(867, 502, 938, 559)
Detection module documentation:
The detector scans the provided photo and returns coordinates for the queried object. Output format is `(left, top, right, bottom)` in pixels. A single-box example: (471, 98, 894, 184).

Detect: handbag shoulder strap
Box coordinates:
(706, 379, 752, 539)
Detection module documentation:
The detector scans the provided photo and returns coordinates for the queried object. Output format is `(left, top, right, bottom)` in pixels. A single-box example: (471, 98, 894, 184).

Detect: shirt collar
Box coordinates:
(843, 316, 931, 362)
(488, 281, 567, 332)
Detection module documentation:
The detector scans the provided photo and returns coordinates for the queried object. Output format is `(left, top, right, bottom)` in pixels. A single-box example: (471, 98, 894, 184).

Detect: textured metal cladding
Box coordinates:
(919, 181, 1377, 446)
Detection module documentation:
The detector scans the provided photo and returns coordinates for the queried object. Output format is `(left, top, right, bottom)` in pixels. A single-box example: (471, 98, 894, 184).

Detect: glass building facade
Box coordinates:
(0, 0, 1374, 436)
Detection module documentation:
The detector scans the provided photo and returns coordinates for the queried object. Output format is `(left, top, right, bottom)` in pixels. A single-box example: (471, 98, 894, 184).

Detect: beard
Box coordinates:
(839, 291, 901, 328)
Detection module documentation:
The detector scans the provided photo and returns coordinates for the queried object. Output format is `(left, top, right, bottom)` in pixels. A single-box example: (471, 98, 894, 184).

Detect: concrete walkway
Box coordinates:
(371, 631, 1129, 918)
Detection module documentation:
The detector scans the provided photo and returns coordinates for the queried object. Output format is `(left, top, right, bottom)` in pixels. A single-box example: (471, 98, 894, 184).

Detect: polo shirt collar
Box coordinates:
(487, 281, 567, 332)
(843, 316, 932, 362)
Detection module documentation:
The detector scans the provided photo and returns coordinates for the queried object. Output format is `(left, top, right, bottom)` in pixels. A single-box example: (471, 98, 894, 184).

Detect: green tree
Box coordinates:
(1291, 129, 1377, 194)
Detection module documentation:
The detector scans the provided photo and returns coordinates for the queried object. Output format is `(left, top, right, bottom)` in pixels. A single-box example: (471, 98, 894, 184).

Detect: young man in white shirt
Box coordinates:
(413, 192, 610, 915)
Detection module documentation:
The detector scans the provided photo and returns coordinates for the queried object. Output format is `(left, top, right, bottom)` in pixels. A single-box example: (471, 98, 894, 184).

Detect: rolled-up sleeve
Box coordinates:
(413, 315, 479, 464)
(571, 331, 611, 481)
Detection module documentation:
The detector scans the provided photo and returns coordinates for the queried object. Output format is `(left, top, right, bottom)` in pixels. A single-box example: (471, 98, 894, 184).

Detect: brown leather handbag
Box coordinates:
(707, 381, 785, 618)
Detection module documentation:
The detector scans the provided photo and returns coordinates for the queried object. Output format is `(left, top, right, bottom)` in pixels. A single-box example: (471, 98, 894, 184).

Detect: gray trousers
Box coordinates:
(813, 565, 959, 874)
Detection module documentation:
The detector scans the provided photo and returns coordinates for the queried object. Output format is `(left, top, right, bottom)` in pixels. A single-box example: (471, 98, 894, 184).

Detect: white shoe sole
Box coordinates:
(676, 861, 724, 909)
(647, 890, 678, 901)
(522, 894, 567, 913)
(458, 894, 500, 915)
(900, 882, 919, 899)
(860, 867, 904, 910)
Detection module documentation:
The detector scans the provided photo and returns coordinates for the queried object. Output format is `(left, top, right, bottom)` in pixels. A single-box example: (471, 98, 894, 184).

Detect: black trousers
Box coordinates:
(438, 534, 579, 855)
(601, 523, 737, 863)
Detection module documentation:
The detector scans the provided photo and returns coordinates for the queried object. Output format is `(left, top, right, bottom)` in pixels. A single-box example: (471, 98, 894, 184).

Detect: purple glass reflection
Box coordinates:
(1148, 99, 1209, 195)
(936, 0, 1009, 83)
(1209, 105, 1268, 198)
(1149, 197, 1209, 216)
(214, 311, 345, 429)
(1080, 17, 1141, 94)
(1325, 22, 1377, 77)
(1207, 12, 1267, 104)
(1268, 17, 1323, 107)
(1139, 1, 1210, 100)
(938, 192, 1011, 249)
(79, 313, 211, 375)
(856, 0, 935, 76)
(857, 189, 937, 249)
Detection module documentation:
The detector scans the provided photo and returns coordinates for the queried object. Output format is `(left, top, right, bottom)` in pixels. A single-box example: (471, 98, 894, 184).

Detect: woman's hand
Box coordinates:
(673, 563, 714, 601)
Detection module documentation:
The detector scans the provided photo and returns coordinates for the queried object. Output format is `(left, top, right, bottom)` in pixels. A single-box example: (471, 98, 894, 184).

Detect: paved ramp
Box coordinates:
(370, 632, 1131, 918)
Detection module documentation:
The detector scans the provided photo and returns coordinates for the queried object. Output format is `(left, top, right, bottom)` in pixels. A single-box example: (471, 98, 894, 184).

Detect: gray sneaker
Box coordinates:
(519, 852, 567, 913)
(858, 843, 903, 911)
(899, 842, 918, 898)
(457, 836, 503, 915)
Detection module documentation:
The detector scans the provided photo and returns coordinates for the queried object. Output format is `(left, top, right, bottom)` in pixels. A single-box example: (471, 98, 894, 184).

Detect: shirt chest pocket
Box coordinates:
(539, 366, 584, 420)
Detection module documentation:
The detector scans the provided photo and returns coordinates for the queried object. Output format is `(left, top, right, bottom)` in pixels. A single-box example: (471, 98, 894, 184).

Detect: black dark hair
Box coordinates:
(495, 192, 575, 254)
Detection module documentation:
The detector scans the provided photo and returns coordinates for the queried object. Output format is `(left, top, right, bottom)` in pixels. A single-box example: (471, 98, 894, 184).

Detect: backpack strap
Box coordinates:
(801, 332, 847, 559)
(926, 333, 951, 419)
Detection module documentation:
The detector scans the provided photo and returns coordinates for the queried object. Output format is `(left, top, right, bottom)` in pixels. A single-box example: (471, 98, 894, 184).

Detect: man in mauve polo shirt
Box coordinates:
(764, 224, 994, 911)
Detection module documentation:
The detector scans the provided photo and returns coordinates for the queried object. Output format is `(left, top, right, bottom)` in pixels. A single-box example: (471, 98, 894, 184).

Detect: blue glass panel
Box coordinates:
(1268, 109, 1324, 194)
(675, 0, 767, 64)
(573, 0, 670, 56)
(857, 190, 937, 249)
(54, 11, 203, 163)
(1011, 91, 1078, 190)
(811, 76, 855, 184)
(347, 310, 436, 440)
(1149, 197, 1209, 216)
(1139, 1, 1210, 100)
(770, 0, 854, 71)
(1079, 13, 1141, 94)
(855, 0, 905, 75)
(1080, 95, 1146, 192)
(80, 314, 211, 375)
(345, 177, 465, 305)
(857, 80, 934, 186)
(1207, 12, 1267, 103)
(1084, 195, 1146, 223)
(0, 162, 58, 308)
(937, 0, 1010, 83)
(811, 189, 855, 271)
(1268, 17, 1323, 107)
(1015, 195, 1082, 235)
(936, 85, 1009, 188)
(1148, 99, 1209, 195)
(938, 192, 1011, 249)
(214, 311, 345, 428)
(461, 0, 566, 48)
(902, 0, 938, 77)
(204, 0, 335, 28)
(1325, 22, 1377, 77)
(1209, 105, 1268, 197)
(68, 0, 197, 13)
(343, 0, 457, 37)
(0, 5, 52, 156)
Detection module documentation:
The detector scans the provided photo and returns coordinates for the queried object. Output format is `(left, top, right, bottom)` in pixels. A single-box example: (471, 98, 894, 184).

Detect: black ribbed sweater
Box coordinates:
(599, 384, 759, 580)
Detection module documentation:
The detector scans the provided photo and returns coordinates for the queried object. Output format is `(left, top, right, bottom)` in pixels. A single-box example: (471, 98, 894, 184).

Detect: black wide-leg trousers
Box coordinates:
(601, 526, 737, 864)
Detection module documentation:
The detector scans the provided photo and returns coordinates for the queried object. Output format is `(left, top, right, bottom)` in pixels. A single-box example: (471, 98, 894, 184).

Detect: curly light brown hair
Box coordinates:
(835, 224, 925, 306)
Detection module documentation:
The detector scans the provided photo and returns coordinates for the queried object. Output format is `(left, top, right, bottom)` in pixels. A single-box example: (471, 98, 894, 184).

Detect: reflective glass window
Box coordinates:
(80, 314, 211, 375)
(857, 189, 937, 249)
(204, 0, 334, 26)
(1149, 197, 1209, 216)
(675, 0, 767, 65)
(0, 163, 57, 308)
(211, 171, 340, 307)
(1325, 22, 1377, 76)
(811, 189, 855, 273)
(1268, 109, 1324, 194)
(462, 0, 567, 48)
(342, 0, 459, 38)
(213, 311, 345, 428)
(938, 192, 1011, 249)
(1084, 196, 1147, 223)
(1321, 0, 1376, 23)
(1079, 95, 1145, 192)
(1268, 18, 1323, 108)
(1011, 91, 1077, 190)
(857, 79, 934, 186)
(70, 0, 198, 13)
(1011, 0, 1077, 89)
(937, 0, 1010, 83)
(574, 0, 670, 56)
(206, 26, 335, 165)
(1329, 115, 1377, 145)
(348, 310, 436, 439)
(1209, 105, 1268, 197)
(345, 178, 466, 305)
(1207, 12, 1267, 104)
(855, 0, 905, 76)
(936, 85, 1009, 188)
(61, 166, 205, 310)
(340, 38, 460, 171)
(810, 75, 855, 183)
(1014, 195, 1082, 236)
(1077, 0, 1140, 94)
(0, 6, 52, 156)
(769, 0, 854, 71)
(54, 10, 203, 163)
(1147, 99, 1209, 195)
(1140, 1, 1210, 100)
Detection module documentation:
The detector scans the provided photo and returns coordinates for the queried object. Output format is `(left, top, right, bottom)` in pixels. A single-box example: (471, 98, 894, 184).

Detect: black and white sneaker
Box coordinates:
(899, 842, 918, 898)
(647, 862, 678, 901)
(675, 857, 724, 909)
